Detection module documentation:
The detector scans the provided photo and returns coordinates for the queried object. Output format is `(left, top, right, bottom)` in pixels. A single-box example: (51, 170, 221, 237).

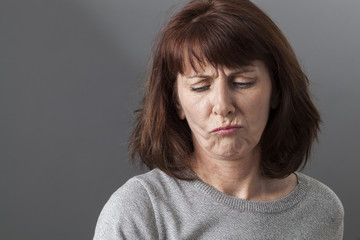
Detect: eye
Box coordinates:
(191, 85, 210, 92)
(230, 73, 256, 88)
(232, 81, 255, 88)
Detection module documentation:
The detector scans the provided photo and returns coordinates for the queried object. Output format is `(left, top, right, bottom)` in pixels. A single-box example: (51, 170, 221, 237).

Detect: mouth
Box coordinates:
(210, 125, 243, 135)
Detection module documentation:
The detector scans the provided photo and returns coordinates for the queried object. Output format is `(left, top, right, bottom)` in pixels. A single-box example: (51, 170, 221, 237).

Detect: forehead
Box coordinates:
(180, 54, 214, 76)
(179, 55, 262, 77)
(171, 38, 259, 77)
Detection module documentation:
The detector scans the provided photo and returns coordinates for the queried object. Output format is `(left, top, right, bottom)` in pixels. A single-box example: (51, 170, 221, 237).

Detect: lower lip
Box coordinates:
(212, 127, 241, 135)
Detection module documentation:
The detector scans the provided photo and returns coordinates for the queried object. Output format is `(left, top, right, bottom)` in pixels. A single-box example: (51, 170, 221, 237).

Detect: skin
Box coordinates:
(176, 60, 297, 201)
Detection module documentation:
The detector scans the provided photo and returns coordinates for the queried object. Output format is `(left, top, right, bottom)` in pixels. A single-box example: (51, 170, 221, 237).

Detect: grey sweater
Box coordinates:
(93, 169, 344, 240)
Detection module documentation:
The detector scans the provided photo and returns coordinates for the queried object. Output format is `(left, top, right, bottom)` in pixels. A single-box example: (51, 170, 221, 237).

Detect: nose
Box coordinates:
(212, 81, 235, 117)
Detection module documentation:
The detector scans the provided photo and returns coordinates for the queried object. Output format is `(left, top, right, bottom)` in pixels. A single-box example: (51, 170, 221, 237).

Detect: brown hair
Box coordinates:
(130, 0, 321, 179)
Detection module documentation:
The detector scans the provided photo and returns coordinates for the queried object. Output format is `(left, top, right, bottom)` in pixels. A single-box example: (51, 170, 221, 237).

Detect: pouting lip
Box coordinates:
(210, 124, 243, 133)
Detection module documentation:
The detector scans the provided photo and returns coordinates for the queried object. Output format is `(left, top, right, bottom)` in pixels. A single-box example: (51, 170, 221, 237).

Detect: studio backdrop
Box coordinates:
(1, 0, 359, 239)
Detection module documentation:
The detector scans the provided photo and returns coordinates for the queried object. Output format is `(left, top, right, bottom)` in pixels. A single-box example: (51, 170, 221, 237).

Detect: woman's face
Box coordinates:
(176, 60, 275, 162)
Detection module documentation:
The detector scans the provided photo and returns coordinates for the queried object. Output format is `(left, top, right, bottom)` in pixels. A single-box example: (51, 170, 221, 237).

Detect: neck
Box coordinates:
(190, 147, 297, 201)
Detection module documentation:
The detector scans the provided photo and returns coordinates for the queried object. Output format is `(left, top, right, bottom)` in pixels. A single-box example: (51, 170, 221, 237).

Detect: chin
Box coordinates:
(217, 149, 241, 158)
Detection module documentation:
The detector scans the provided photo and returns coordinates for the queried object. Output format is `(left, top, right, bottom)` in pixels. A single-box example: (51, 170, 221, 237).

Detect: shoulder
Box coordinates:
(100, 169, 168, 214)
(296, 172, 344, 238)
(100, 168, 176, 208)
(93, 169, 167, 239)
(109, 168, 172, 200)
(93, 169, 184, 240)
(298, 172, 344, 215)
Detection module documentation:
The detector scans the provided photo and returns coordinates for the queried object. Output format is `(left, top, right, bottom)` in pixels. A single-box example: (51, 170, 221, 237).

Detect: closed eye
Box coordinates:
(191, 85, 210, 92)
(233, 81, 255, 88)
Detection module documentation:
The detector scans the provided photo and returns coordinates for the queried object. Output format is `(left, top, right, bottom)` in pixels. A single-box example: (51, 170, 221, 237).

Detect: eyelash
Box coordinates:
(190, 81, 254, 92)
(191, 86, 210, 92)
(232, 81, 255, 88)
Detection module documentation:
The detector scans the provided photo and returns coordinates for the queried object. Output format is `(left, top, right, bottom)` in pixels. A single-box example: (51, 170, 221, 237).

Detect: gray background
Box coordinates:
(1, 0, 359, 239)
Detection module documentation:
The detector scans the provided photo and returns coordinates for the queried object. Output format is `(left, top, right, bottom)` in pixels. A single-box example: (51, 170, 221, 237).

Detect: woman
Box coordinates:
(94, 0, 344, 239)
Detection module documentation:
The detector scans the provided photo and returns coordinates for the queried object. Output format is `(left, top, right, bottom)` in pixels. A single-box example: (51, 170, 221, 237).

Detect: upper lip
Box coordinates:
(211, 124, 242, 133)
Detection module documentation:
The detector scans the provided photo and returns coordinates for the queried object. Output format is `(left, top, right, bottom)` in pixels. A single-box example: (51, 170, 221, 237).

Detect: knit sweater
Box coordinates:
(93, 169, 344, 240)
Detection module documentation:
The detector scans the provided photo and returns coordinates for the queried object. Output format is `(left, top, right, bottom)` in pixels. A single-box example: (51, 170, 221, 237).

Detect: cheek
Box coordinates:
(181, 99, 211, 134)
(179, 93, 208, 119)
(182, 100, 204, 120)
(244, 92, 271, 126)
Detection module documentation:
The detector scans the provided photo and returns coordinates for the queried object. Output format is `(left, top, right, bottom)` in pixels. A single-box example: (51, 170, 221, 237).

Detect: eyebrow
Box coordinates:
(188, 74, 210, 79)
(229, 69, 256, 77)
(188, 68, 256, 79)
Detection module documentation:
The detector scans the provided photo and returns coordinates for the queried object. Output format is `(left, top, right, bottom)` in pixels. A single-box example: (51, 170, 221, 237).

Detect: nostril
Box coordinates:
(212, 103, 235, 116)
